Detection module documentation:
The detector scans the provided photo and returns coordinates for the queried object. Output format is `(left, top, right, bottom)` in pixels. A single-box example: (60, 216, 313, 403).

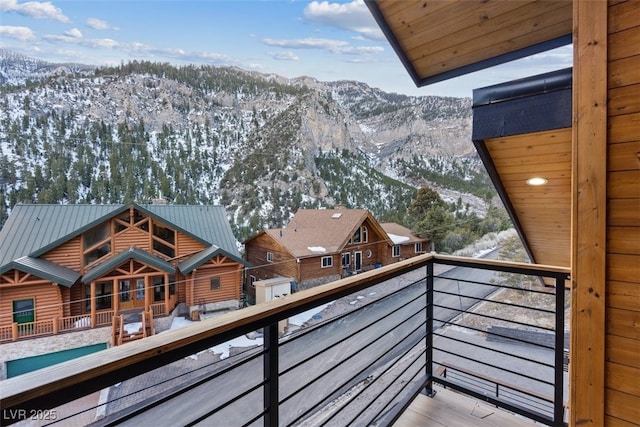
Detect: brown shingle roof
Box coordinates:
(380, 222, 428, 245)
(264, 209, 390, 258)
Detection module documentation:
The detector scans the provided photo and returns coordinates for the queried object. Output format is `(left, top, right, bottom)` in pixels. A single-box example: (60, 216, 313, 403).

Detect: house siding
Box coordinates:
(114, 227, 150, 254)
(42, 236, 82, 271)
(298, 255, 338, 285)
(0, 283, 62, 326)
(245, 233, 297, 281)
(194, 266, 240, 304)
(605, 1, 640, 424)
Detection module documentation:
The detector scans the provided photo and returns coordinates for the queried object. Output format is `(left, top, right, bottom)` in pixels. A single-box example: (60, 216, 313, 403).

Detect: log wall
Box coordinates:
(604, 1, 640, 424)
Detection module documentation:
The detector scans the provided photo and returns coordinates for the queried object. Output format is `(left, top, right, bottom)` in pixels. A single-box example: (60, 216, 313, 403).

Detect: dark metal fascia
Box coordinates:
(415, 35, 572, 87)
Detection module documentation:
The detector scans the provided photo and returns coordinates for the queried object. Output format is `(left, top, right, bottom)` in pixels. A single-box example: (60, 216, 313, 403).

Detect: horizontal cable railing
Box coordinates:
(428, 255, 570, 426)
(0, 254, 569, 427)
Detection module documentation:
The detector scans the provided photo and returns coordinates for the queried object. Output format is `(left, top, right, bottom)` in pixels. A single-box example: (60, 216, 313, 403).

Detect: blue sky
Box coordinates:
(0, 0, 572, 98)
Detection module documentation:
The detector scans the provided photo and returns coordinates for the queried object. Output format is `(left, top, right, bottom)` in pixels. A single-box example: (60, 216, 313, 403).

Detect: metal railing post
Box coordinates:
(425, 260, 435, 397)
(264, 323, 279, 426)
(553, 273, 567, 426)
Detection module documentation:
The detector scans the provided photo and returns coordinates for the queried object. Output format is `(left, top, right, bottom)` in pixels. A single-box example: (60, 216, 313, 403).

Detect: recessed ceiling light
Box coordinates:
(526, 177, 548, 186)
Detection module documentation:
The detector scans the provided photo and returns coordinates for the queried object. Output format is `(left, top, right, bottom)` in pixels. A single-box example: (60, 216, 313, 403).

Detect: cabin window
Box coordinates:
(13, 299, 34, 324)
(136, 279, 145, 300)
(83, 223, 112, 266)
(415, 242, 423, 253)
(321, 256, 333, 268)
(210, 277, 221, 290)
(115, 216, 129, 234)
(249, 275, 256, 289)
(153, 239, 175, 258)
(85, 281, 113, 312)
(84, 243, 111, 266)
(169, 276, 176, 295)
(120, 280, 131, 302)
(84, 223, 110, 248)
(134, 211, 149, 231)
(267, 252, 274, 262)
(152, 223, 176, 258)
(392, 246, 400, 258)
(352, 226, 368, 244)
(153, 223, 176, 244)
(341, 252, 351, 267)
(153, 276, 165, 302)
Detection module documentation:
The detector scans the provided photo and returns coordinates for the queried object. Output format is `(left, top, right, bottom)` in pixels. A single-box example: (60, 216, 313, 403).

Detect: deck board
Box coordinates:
(393, 387, 537, 427)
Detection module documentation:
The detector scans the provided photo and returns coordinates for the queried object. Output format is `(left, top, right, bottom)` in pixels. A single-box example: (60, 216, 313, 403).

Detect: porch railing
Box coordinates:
(149, 302, 166, 317)
(58, 315, 92, 332)
(95, 310, 115, 327)
(0, 254, 570, 426)
(0, 305, 169, 343)
(0, 312, 112, 343)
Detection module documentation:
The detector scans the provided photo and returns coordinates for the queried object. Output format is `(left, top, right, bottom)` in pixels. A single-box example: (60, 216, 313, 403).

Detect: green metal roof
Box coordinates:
(83, 247, 175, 283)
(140, 204, 241, 257)
(0, 203, 241, 272)
(178, 245, 249, 275)
(0, 204, 124, 269)
(0, 256, 80, 287)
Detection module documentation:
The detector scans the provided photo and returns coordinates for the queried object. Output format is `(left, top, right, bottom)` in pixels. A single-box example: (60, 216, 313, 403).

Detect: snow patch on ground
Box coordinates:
(164, 303, 332, 361)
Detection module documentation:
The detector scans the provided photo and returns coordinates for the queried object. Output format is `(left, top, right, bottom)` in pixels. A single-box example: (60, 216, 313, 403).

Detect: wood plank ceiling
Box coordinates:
(484, 128, 572, 268)
(366, 0, 573, 86)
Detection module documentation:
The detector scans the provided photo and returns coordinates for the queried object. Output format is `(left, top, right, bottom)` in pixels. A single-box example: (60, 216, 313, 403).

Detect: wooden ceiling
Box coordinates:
(366, 0, 573, 86)
(483, 128, 572, 267)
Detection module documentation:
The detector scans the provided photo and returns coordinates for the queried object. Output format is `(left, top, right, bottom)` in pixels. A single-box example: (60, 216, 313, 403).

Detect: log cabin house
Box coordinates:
(244, 209, 428, 291)
(366, 0, 639, 424)
(0, 203, 246, 342)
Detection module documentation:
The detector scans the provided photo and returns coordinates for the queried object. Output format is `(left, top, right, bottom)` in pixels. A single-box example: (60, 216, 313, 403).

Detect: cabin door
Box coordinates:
(119, 278, 146, 310)
(354, 251, 362, 272)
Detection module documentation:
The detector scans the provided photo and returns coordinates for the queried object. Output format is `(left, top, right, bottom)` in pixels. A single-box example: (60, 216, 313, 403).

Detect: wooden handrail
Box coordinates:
(0, 254, 569, 417)
(0, 254, 434, 413)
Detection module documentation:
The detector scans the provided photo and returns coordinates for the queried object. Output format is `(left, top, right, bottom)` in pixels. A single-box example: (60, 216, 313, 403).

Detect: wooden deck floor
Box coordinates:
(393, 387, 538, 427)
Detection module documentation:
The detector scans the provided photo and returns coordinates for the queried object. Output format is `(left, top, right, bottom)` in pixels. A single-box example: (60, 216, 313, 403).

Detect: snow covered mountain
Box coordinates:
(0, 50, 492, 239)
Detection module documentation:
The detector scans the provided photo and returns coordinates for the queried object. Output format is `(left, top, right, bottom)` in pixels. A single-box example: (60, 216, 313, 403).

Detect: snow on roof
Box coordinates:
(387, 233, 410, 244)
(307, 246, 327, 252)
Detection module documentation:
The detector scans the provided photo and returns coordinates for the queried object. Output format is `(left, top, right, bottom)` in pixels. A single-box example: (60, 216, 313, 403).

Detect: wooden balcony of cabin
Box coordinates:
(0, 254, 570, 426)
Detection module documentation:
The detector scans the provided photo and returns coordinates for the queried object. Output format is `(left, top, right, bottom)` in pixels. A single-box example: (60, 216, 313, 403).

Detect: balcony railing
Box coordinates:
(0, 254, 570, 426)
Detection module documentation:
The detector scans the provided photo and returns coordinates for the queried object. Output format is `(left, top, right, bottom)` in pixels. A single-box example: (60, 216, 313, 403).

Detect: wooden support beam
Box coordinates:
(164, 273, 170, 315)
(90, 281, 97, 328)
(570, 1, 608, 426)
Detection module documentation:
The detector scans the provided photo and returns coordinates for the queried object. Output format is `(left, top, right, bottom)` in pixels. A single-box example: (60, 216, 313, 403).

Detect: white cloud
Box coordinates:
(0, 0, 69, 23)
(303, 0, 384, 41)
(336, 45, 383, 55)
(64, 28, 82, 38)
(262, 37, 382, 56)
(0, 25, 37, 41)
(44, 34, 120, 49)
(267, 51, 299, 61)
(86, 17, 119, 31)
(263, 37, 347, 51)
